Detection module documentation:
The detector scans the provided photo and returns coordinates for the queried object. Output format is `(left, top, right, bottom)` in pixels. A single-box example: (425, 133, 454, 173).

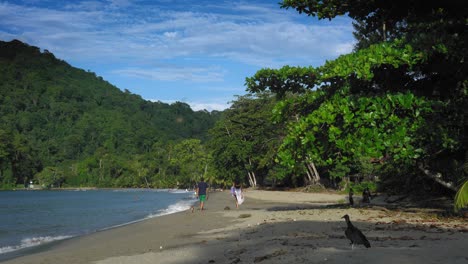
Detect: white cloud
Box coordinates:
(153, 99, 231, 112)
(0, 1, 353, 66)
(114, 66, 225, 82)
(64, 1, 106, 11)
(108, 0, 133, 8)
(187, 101, 231, 112)
(335, 42, 355, 55)
(163, 31, 178, 39)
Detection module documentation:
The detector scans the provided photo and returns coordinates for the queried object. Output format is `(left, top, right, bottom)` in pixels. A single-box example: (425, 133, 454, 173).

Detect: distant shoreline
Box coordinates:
(6, 187, 99, 191)
(3, 187, 190, 191)
(2, 187, 98, 191)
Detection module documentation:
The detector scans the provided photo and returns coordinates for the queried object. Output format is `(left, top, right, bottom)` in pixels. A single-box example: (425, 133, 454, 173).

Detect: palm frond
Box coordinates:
(454, 180, 468, 212)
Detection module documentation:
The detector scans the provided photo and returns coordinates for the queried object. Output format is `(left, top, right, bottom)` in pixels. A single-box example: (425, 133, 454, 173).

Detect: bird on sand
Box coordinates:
(342, 214, 371, 249)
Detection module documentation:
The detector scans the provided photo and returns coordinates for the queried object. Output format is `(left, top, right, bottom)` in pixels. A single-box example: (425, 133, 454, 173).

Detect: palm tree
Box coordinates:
(454, 180, 468, 212)
(454, 152, 468, 212)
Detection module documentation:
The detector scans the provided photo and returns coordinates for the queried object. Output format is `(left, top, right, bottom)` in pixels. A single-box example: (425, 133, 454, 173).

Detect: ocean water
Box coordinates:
(0, 189, 197, 257)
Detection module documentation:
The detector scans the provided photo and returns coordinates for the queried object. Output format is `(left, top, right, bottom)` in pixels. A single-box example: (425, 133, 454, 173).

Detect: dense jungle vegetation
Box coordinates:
(0, 39, 222, 188)
(0, 1, 466, 209)
(209, 0, 467, 207)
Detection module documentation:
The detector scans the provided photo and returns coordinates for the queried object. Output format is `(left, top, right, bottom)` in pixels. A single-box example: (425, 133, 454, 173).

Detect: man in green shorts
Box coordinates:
(196, 178, 209, 211)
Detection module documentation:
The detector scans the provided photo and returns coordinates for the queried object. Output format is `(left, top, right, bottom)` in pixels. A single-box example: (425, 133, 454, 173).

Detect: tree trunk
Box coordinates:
(251, 171, 257, 187)
(247, 171, 254, 187)
(203, 164, 208, 179)
(247, 157, 257, 187)
(99, 159, 104, 181)
(304, 160, 320, 185)
(144, 176, 150, 188)
(310, 161, 320, 183)
(417, 163, 457, 192)
(304, 163, 314, 184)
(246, 171, 257, 188)
(247, 171, 257, 188)
(382, 20, 387, 41)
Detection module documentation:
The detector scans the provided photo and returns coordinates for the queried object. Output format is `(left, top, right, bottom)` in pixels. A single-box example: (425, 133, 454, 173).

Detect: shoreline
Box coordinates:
(2, 190, 467, 264)
(0, 188, 196, 262)
(1, 190, 236, 264)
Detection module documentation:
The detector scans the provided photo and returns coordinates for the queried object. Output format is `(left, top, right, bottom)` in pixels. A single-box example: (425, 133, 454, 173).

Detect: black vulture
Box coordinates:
(342, 214, 371, 249)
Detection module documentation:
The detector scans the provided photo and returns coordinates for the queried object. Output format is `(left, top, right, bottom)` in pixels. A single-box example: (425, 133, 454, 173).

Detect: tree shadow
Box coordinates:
(165, 200, 467, 264)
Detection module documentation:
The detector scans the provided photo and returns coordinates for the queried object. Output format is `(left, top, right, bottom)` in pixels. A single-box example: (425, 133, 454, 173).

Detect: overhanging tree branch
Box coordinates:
(417, 163, 456, 192)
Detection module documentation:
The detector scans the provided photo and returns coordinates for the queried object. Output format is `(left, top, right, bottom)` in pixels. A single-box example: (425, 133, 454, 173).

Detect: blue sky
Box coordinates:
(0, 0, 355, 111)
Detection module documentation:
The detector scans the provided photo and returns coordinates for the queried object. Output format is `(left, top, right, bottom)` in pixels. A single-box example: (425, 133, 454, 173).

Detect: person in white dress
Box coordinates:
(230, 182, 244, 209)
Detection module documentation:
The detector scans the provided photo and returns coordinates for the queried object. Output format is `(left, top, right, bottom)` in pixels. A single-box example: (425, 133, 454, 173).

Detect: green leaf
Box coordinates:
(454, 180, 468, 212)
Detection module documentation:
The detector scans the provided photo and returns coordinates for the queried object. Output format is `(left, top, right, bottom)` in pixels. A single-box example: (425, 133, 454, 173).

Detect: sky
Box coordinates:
(0, 0, 355, 111)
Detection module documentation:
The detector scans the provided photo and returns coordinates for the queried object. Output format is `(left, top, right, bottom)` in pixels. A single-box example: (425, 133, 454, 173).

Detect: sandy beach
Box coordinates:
(2, 189, 467, 264)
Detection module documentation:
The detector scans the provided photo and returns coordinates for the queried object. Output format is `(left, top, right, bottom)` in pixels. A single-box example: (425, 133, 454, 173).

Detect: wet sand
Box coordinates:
(2, 190, 467, 264)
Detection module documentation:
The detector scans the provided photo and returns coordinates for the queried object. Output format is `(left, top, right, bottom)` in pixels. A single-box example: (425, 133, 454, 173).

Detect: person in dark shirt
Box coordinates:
(196, 178, 209, 211)
(362, 187, 371, 203)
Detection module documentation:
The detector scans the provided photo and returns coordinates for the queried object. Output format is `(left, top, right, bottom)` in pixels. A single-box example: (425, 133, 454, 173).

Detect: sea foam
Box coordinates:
(0, 235, 72, 254)
(149, 199, 197, 218)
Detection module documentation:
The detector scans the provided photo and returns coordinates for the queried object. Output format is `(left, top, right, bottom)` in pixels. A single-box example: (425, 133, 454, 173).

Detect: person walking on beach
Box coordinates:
(196, 178, 209, 211)
(231, 182, 244, 209)
(231, 182, 239, 209)
(362, 187, 371, 203)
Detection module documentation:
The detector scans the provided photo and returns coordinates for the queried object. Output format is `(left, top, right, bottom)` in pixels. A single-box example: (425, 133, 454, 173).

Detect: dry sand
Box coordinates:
(2, 189, 467, 264)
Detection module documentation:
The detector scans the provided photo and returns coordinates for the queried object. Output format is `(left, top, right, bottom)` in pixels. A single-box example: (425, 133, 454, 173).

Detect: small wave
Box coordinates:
(148, 199, 197, 218)
(100, 198, 197, 231)
(0, 235, 73, 254)
(112, 188, 154, 193)
(167, 189, 196, 194)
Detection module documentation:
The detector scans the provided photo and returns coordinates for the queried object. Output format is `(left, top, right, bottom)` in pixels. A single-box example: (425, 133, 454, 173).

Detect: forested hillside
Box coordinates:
(0, 39, 221, 188)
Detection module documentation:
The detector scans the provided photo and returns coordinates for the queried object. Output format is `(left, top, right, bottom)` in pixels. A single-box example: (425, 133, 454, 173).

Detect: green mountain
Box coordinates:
(0, 39, 222, 188)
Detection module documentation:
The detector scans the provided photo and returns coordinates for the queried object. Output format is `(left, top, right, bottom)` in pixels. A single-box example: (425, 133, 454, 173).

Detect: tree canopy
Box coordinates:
(239, 0, 467, 194)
